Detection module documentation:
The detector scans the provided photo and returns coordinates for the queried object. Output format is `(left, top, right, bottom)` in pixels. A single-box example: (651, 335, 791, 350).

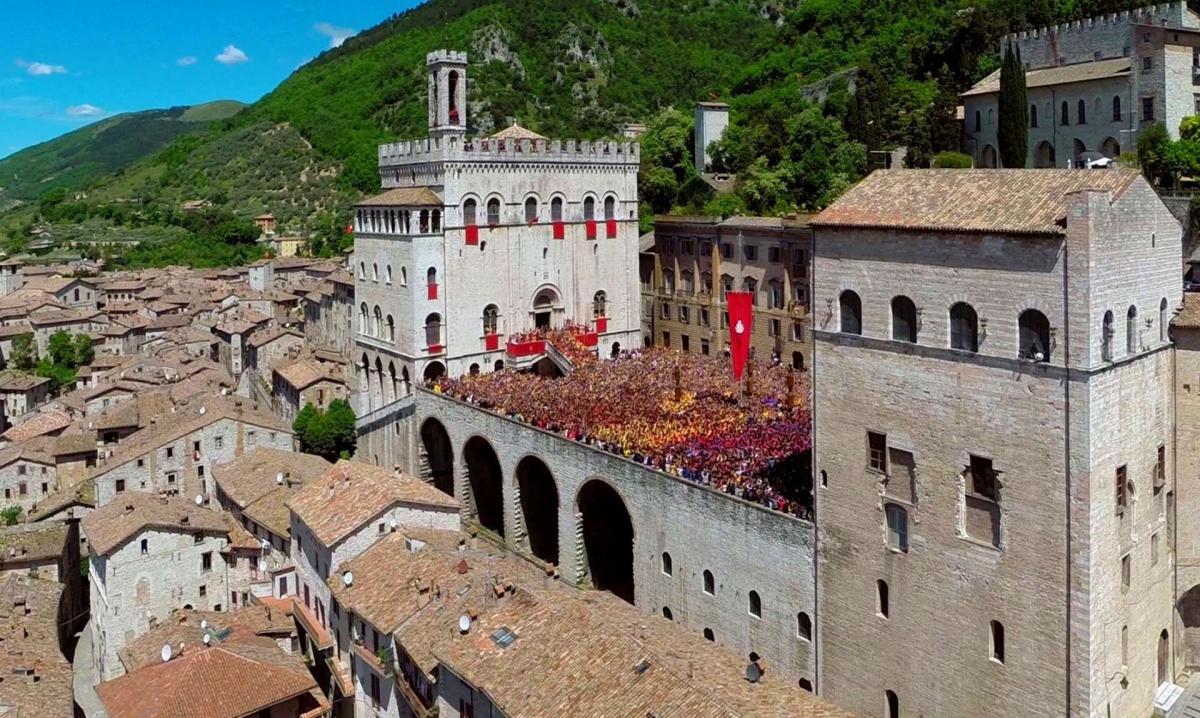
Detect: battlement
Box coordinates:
(1010, 1, 1192, 42)
(378, 134, 640, 167)
(427, 49, 467, 66)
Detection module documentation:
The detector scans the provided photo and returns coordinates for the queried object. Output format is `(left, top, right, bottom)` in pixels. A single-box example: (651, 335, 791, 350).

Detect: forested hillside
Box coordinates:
(0, 0, 1169, 265)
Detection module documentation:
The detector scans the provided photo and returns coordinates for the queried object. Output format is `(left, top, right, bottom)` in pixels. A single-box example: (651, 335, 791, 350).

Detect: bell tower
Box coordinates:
(427, 50, 468, 137)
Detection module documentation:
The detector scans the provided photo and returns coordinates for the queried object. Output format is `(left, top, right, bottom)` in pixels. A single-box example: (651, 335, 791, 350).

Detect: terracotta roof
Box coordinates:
(0, 575, 73, 718)
(119, 606, 295, 674)
(0, 373, 51, 392)
(1174, 293, 1200, 329)
(489, 122, 548, 141)
(812, 169, 1141, 235)
(98, 642, 324, 718)
(286, 460, 459, 547)
(357, 186, 443, 207)
(0, 523, 67, 568)
(82, 492, 229, 556)
(211, 448, 331, 511)
(962, 57, 1131, 97)
(273, 358, 344, 391)
(1, 409, 72, 442)
(28, 478, 94, 522)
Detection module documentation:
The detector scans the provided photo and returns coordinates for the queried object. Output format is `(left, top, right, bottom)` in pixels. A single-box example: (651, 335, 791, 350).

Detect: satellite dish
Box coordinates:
(194, 495, 204, 506)
(199, 406, 206, 415)
(160, 644, 172, 662)
(200, 620, 208, 630)
(275, 472, 285, 485)
(745, 662, 762, 683)
(458, 615, 471, 634)
(342, 571, 353, 587)
(202, 633, 211, 645)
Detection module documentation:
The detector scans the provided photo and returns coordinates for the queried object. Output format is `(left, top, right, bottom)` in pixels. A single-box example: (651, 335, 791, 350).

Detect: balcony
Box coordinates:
(506, 338, 546, 358)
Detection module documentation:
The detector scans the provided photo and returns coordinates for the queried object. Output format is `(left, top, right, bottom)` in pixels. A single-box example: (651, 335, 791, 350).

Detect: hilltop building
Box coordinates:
(963, 2, 1200, 167)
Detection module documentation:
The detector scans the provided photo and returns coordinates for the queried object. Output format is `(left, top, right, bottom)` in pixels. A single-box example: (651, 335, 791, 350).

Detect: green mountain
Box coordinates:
(0, 100, 245, 206)
(0, 0, 1158, 259)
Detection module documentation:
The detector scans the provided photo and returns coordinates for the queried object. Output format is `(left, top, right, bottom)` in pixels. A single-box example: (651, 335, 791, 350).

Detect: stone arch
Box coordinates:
(980, 144, 997, 169)
(1035, 141, 1056, 168)
(532, 285, 562, 330)
(419, 418, 455, 497)
(1101, 136, 1120, 158)
(577, 478, 635, 604)
(374, 357, 386, 404)
(463, 436, 505, 537)
(515, 455, 559, 565)
(422, 361, 445, 383)
(359, 353, 372, 411)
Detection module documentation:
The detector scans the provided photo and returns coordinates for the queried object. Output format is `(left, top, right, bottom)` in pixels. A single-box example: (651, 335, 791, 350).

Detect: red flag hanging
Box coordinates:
(726, 291, 753, 382)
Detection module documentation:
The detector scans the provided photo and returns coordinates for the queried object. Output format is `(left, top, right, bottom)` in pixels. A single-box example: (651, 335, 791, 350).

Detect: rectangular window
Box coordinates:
(660, 302, 670, 320)
(201, 552, 212, 571)
(1143, 96, 1156, 121)
(1155, 445, 1166, 492)
(681, 335, 690, 352)
(885, 503, 908, 552)
(701, 339, 710, 355)
(115, 479, 125, 493)
(699, 308, 710, 327)
(700, 241, 711, 256)
(17, 483, 26, 497)
(970, 456, 998, 501)
(16, 465, 25, 476)
(166, 447, 174, 459)
(1142, 56, 1153, 72)
(867, 432, 887, 473)
(722, 311, 729, 329)
(214, 436, 224, 450)
(681, 240, 693, 255)
(136, 458, 144, 468)
(792, 321, 804, 342)
(247, 430, 256, 446)
(769, 246, 781, 263)
(679, 306, 690, 324)
(199, 585, 207, 597)
(769, 319, 781, 337)
(721, 244, 732, 260)
(743, 245, 757, 261)
(1116, 465, 1128, 514)
(370, 674, 381, 706)
(166, 472, 176, 485)
(661, 331, 670, 347)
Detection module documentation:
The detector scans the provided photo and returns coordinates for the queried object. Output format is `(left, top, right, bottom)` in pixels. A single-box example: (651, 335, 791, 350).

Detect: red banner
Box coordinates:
(552, 221, 565, 240)
(605, 218, 617, 238)
(726, 291, 753, 382)
(465, 225, 479, 245)
(585, 220, 597, 240)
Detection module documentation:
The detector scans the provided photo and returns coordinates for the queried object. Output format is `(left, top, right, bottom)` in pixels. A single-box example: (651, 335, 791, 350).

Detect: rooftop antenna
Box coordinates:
(160, 644, 172, 663)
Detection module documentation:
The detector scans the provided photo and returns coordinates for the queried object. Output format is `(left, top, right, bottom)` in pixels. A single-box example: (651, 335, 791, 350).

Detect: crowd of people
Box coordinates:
(506, 324, 599, 368)
(433, 348, 813, 517)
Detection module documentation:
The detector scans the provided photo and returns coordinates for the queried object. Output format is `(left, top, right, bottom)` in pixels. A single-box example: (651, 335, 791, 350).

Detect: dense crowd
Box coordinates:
(434, 348, 812, 517)
(507, 324, 598, 368)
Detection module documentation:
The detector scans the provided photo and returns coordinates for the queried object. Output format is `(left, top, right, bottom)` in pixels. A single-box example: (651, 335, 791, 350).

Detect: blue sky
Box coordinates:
(0, 1, 419, 159)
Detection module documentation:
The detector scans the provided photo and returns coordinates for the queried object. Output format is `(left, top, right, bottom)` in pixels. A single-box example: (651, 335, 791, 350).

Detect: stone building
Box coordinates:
(645, 215, 812, 369)
(0, 573, 74, 717)
(83, 492, 234, 680)
(0, 372, 50, 421)
(302, 268, 355, 357)
(963, 2, 1200, 168)
(353, 49, 641, 467)
(809, 169, 1180, 717)
(271, 357, 349, 423)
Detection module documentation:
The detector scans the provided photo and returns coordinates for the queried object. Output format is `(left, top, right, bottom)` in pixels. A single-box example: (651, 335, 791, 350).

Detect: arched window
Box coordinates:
(1030, 104, 1038, 128)
(424, 313, 442, 348)
(604, 195, 616, 220)
(974, 110, 981, 132)
(372, 263, 378, 282)
(797, 612, 812, 641)
(419, 209, 429, 233)
(400, 267, 408, 286)
(949, 302, 978, 351)
(1161, 297, 1170, 342)
(681, 270, 694, 294)
(432, 210, 441, 232)
(891, 296, 917, 343)
(372, 306, 382, 337)
(1019, 309, 1051, 362)
(359, 303, 368, 334)
(386, 315, 395, 342)
(748, 590, 762, 618)
(524, 197, 538, 223)
(358, 262, 365, 279)
(700, 272, 712, 295)
(885, 690, 899, 718)
(1077, 99, 1087, 124)
(991, 620, 1005, 663)
(1103, 310, 1115, 361)
(593, 291, 607, 318)
(662, 268, 675, 294)
(482, 304, 498, 335)
(662, 606, 673, 620)
(486, 198, 500, 225)
(661, 552, 672, 576)
(1113, 95, 1122, 122)
(385, 265, 392, 284)
(583, 196, 596, 221)
(1061, 101, 1070, 125)
(840, 290, 862, 335)
(463, 198, 477, 226)
(427, 267, 437, 286)
(1127, 305, 1138, 354)
(877, 579, 890, 618)
(702, 569, 714, 595)
(551, 197, 564, 222)
(469, 363, 479, 376)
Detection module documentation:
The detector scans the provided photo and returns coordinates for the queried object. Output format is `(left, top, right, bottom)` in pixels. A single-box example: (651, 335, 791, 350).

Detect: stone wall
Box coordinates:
(406, 390, 817, 684)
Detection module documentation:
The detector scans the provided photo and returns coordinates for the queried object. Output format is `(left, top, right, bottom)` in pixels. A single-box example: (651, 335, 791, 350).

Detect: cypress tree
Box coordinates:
(997, 40, 1029, 168)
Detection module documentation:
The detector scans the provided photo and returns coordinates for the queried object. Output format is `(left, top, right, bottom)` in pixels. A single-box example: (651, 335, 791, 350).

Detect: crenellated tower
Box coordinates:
(426, 50, 468, 137)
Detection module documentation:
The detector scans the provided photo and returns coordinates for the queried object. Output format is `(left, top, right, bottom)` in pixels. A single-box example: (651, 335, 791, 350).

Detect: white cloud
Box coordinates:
(16, 60, 67, 76)
(66, 104, 103, 117)
(176, 55, 197, 67)
(215, 45, 248, 65)
(314, 22, 354, 48)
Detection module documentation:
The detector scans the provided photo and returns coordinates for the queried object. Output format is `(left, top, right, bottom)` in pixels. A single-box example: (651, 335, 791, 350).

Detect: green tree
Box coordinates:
(47, 331, 75, 368)
(0, 506, 19, 526)
(1182, 115, 1200, 142)
(1138, 122, 1172, 186)
(932, 151, 975, 168)
(10, 334, 35, 371)
(73, 334, 95, 366)
(293, 403, 318, 439)
(325, 399, 357, 458)
(997, 40, 1028, 168)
